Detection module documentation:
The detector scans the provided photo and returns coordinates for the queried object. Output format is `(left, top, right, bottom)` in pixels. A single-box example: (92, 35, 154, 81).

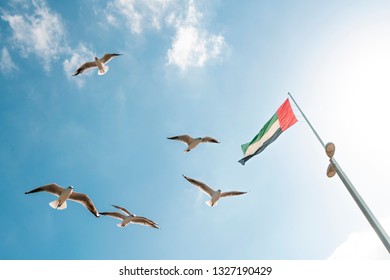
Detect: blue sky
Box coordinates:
(1, 0, 390, 260)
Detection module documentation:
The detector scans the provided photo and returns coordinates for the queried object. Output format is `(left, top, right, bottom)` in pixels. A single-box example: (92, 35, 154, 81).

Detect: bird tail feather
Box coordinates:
(205, 200, 218, 207)
(49, 200, 67, 210)
(98, 65, 109, 75)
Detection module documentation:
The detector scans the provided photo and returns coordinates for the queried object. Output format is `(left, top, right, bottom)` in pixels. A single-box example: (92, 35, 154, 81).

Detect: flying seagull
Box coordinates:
(167, 134, 219, 152)
(25, 183, 99, 217)
(183, 175, 246, 206)
(100, 205, 159, 229)
(72, 53, 122, 76)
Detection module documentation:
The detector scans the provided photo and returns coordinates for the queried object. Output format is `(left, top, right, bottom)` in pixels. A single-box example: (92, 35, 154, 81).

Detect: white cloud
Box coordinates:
(106, 0, 172, 34)
(63, 43, 96, 87)
(7, 0, 30, 10)
(0, 47, 18, 75)
(106, 13, 118, 26)
(328, 217, 390, 259)
(106, 0, 228, 71)
(1, 0, 227, 76)
(166, 0, 227, 71)
(1, 0, 68, 72)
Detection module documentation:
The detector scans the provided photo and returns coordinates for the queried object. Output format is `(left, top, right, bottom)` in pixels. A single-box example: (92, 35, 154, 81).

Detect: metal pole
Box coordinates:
(331, 158, 390, 252)
(288, 92, 390, 254)
(288, 92, 325, 148)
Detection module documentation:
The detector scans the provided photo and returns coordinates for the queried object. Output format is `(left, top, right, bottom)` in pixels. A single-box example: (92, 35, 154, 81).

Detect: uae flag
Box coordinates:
(239, 98, 297, 165)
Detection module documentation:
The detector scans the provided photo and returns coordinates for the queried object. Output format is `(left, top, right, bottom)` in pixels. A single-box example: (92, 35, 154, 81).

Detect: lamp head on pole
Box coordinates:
(325, 142, 336, 178)
(325, 142, 335, 158)
(326, 163, 336, 178)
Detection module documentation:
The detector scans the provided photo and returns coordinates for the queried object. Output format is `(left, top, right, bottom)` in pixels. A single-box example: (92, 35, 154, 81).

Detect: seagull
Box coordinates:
(182, 175, 247, 206)
(100, 205, 159, 229)
(25, 183, 99, 217)
(72, 53, 122, 76)
(167, 134, 219, 152)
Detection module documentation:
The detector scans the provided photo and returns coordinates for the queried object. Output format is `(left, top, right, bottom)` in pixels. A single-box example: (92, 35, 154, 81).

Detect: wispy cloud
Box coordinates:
(1, 0, 68, 72)
(1, 0, 227, 77)
(1, 0, 94, 87)
(0, 47, 18, 75)
(328, 217, 390, 259)
(105, 0, 228, 71)
(106, 0, 173, 34)
(166, 0, 227, 71)
(63, 43, 96, 87)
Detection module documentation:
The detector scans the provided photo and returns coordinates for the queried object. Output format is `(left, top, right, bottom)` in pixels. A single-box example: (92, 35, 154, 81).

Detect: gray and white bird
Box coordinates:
(25, 183, 99, 217)
(167, 134, 219, 152)
(72, 53, 122, 76)
(100, 205, 159, 229)
(182, 175, 247, 206)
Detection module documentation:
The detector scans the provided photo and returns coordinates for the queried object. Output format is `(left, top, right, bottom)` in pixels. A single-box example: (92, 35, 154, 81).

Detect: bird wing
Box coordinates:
(69, 192, 99, 217)
(167, 135, 194, 145)
(100, 53, 122, 64)
(25, 183, 64, 197)
(220, 191, 247, 198)
(182, 175, 214, 197)
(131, 216, 159, 229)
(201, 136, 219, 143)
(99, 211, 127, 221)
(111, 205, 132, 216)
(72, 61, 96, 76)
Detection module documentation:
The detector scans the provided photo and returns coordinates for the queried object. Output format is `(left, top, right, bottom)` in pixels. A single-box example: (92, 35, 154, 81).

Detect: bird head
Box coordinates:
(68, 186, 74, 190)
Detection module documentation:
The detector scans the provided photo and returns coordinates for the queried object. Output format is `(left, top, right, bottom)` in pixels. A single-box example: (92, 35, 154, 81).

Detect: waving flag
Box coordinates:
(239, 98, 297, 165)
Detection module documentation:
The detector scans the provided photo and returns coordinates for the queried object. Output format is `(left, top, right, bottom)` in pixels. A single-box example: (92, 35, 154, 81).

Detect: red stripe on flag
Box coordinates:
(276, 98, 297, 131)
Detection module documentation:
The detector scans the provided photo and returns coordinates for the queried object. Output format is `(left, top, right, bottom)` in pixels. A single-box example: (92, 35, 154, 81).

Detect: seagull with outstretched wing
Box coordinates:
(72, 53, 122, 76)
(100, 205, 159, 229)
(167, 134, 219, 152)
(25, 183, 99, 217)
(182, 175, 246, 206)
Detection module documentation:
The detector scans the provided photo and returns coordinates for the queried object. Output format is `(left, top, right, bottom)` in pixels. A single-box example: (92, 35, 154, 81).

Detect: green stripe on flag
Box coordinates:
(239, 98, 297, 165)
(241, 113, 279, 155)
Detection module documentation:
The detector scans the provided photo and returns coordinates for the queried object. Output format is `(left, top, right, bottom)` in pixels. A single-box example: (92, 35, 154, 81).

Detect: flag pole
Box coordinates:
(287, 93, 325, 148)
(288, 92, 390, 254)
